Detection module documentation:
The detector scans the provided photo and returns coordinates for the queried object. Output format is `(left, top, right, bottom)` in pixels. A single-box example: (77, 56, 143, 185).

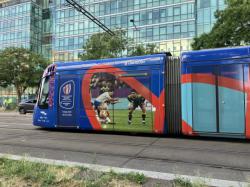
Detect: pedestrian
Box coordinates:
(3, 97, 7, 111)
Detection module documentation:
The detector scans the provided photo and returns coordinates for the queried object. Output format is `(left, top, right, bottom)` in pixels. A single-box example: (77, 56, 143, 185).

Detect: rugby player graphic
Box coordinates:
(94, 90, 118, 124)
(127, 90, 147, 125)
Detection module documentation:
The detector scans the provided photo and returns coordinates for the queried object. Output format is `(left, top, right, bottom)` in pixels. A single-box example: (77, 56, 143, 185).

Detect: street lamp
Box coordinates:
(130, 19, 138, 31)
(130, 19, 139, 45)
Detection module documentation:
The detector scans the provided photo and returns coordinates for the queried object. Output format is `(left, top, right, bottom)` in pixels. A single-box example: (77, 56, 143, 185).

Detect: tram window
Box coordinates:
(38, 76, 50, 109)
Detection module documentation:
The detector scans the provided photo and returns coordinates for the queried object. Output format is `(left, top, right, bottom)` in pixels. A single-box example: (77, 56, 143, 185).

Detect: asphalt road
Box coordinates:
(0, 112, 250, 183)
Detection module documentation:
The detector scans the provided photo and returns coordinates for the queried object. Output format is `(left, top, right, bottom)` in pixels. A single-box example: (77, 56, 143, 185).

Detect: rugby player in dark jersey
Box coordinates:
(127, 90, 146, 125)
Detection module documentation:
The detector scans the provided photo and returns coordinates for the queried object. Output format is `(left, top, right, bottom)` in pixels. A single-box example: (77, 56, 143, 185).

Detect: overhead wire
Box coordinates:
(65, 0, 115, 36)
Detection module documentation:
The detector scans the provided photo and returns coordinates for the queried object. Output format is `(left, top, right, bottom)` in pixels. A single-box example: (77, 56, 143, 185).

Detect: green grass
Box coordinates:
(0, 157, 218, 187)
(0, 157, 56, 186)
(102, 109, 154, 133)
(173, 177, 208, 187)
(0, 157, 146, 187)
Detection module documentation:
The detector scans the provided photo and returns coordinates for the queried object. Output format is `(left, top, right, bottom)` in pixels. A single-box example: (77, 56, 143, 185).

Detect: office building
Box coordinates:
(0, 0, 226, 61)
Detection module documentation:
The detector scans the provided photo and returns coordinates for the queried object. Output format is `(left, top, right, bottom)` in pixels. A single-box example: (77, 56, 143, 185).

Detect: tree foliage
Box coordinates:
(128, 44, 159, 57)
(0, 47, 49, 103)
(79, 30, 129, 60)
(192, 0, 250, 50)
(80, 30, 159, 60)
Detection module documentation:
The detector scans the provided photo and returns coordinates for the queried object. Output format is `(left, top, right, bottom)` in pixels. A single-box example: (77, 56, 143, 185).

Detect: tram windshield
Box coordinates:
(38, 76, 50, 109)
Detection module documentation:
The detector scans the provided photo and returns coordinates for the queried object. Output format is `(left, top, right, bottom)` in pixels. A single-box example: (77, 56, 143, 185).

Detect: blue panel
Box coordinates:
(218, 88, 245, 134)
(56, 54, 166, 98)
(182, 46, 250, 63)
(182, 58, 250, 75)
(219, 64, 245, 80)
(192, 83, 217, 132)
(181, 83, 193, 127)
(151, 69, 161, 97)
(58, 75, 79, 127)
(56, 54, 166, 71)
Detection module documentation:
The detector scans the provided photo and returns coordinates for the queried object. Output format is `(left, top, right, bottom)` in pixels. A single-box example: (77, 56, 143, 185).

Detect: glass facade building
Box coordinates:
(196, 0, 226, 36)
(0, 0, 45, 102)
(0, 0, 226, 61)
(0, 0, 43, 54)
(52, 0, 226, 61)
(53, 0, 196, 61)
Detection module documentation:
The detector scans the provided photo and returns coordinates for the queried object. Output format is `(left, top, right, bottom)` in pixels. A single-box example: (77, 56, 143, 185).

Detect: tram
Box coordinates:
(33, 46, 250, 139)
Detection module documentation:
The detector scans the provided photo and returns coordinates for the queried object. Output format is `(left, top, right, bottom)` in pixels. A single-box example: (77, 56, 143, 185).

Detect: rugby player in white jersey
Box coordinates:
(94, 91, 118, 123)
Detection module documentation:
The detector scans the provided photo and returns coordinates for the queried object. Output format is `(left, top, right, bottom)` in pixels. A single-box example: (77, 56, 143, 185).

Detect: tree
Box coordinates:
(192, 0, 250, 50)
(128, 44, 159, 57)
(79, 29, 159, 60)
(0, 47, 49, 103)
(79, 30, 129, 60)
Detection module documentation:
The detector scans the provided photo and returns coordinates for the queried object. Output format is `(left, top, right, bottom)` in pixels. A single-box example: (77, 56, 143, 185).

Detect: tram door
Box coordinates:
(218, 65, 245, 134)
(58, 75, 79, 128)
(191, 66, 217, 132)
(192, 64, 245, 134)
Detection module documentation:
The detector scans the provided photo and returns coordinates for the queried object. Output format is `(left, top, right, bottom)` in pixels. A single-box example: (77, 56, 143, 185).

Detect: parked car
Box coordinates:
(18, 99, 37, 114)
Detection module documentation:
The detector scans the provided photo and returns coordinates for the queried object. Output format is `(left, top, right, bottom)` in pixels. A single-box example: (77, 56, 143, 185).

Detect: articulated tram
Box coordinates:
(33, 46, 250, 139)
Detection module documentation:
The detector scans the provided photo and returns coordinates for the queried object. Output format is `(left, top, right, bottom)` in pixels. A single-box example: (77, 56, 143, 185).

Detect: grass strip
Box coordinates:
(173, 177, 208, 187)
(0, 157, 145, 187)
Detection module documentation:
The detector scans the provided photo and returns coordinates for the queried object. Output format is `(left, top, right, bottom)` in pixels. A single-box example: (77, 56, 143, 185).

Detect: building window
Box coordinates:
(160, 26, 167, 40)
(200, 0, 211, 8)
(152, 9, 159, 24)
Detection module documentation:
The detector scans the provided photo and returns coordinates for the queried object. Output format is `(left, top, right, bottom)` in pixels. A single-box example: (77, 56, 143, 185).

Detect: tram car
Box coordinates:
(33, 46, 250, 139)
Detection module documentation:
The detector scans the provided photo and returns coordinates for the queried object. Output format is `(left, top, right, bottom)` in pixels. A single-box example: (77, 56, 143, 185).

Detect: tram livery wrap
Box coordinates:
(33, 46, 250, 139)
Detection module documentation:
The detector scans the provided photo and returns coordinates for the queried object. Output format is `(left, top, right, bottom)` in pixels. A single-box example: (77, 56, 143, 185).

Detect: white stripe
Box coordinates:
(0, 153, 248, 187)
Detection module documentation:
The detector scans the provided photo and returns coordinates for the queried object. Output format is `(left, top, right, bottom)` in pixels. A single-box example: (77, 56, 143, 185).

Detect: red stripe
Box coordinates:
(153, 91, 165, 133)
(182, 74, 215, 85)
(182, 120, 197, 136)
(181, 74, 192, 84)
(82, 65, 165, 133)
(218, 76, 244, 92)
(182, 73, 244, 92)
(82, 73, 102, 130)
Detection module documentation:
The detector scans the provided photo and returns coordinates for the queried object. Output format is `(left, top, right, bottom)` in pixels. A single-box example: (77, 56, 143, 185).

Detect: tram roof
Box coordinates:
(55, 53, 167, 71)
(181, 46, 250, 63)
